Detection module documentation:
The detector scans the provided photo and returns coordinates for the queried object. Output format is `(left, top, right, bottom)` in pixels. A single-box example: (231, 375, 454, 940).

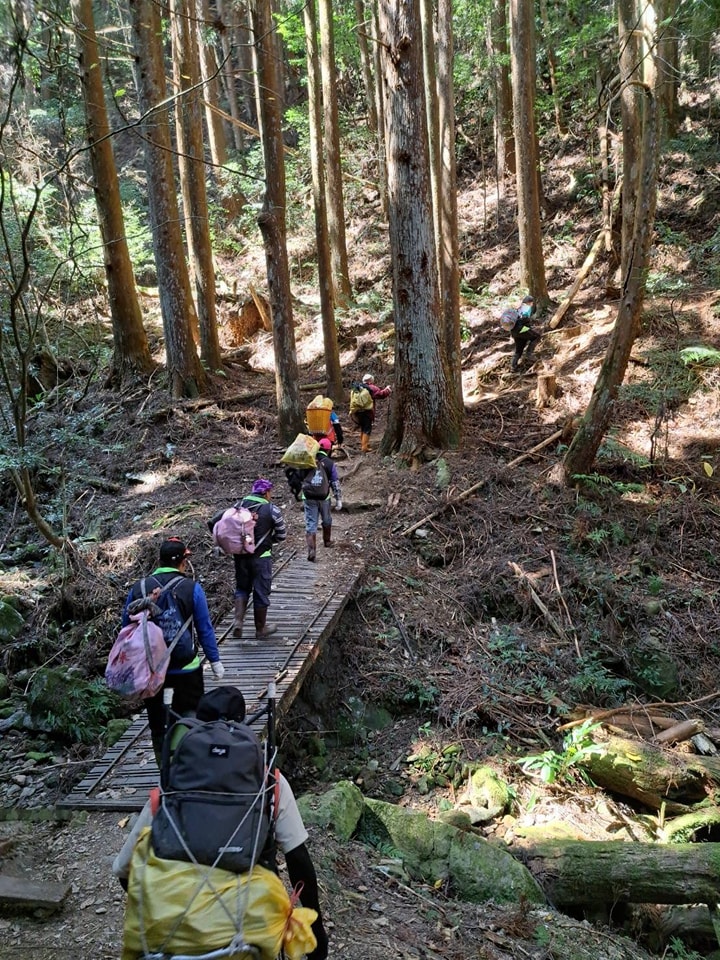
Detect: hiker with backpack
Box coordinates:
(499, 295, 541, 372)
(121, 538, 225, 765)
(210, 478, 287, 640)
(349, 372, 391, 453)
(301, 437, 342, 561)
(113, 685, 329, 960)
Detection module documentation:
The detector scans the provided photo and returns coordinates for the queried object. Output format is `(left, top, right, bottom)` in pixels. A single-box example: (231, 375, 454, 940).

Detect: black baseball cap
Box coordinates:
(159, 537, 191, 566)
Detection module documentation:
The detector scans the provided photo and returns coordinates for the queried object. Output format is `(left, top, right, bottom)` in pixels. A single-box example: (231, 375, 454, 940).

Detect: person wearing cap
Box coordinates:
(500, 295, 541, 372)
(229, 478, 287, 639)
(355, 372, 391, 453)
(121, 538, 225, 765)
(112, 685, 329, 960)
(302, 439, 342, 561)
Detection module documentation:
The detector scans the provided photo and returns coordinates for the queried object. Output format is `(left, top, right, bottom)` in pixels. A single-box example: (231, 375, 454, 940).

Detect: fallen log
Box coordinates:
(580, 733, 711, 813)
(519, 838, 720, 906)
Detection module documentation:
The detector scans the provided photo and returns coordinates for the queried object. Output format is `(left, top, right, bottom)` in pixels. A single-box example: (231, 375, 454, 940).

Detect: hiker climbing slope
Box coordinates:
(349, 372, 391, 453)
(301, 437, 342, 561)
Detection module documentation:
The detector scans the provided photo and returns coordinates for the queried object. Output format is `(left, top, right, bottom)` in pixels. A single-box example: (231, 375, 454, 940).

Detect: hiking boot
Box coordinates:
(306, 532, 317, 561)
(322, 526, 333, 547)
(360, 432, 370, 453)
(232, 596, 248, 638)
(254, 606, 277, 639)
(510, 357, 519, 373)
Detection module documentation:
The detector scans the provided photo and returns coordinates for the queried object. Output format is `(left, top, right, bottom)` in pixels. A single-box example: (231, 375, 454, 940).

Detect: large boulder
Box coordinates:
(0, 600, 24, 642)
(298, 781, 365, 841)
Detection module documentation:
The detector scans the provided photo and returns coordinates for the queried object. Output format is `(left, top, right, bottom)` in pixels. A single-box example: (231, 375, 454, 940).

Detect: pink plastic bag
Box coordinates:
(105, 612, 168, 699)
(213, 506, 258, 555)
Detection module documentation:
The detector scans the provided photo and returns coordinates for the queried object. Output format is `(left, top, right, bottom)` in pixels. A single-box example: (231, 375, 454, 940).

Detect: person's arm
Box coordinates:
(270, 503, 287, 544)
(191, 584, 221, 663)
(285, 843, 328, 960)
(328, 461, 342, 507)
(121, 588, 134, 627)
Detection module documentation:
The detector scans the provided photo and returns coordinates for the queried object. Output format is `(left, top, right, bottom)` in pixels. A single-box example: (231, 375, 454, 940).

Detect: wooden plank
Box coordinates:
(58, 556, 364, 811)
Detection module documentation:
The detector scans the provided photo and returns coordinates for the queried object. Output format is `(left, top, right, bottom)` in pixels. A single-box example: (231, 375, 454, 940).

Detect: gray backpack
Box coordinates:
(151, 718, 275, 874)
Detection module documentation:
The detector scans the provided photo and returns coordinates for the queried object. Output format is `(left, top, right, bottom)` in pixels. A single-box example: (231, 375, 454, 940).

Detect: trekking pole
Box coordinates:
(163, 686, 174, 739)
(266, 678, 276, 773)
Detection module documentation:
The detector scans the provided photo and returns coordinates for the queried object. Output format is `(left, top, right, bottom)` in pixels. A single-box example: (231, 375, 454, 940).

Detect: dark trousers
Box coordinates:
(511, 329, 541, 369)
(145, 667, 204, 739)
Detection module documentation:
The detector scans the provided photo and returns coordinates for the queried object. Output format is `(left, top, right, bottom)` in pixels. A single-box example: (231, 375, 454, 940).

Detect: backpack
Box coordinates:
(151, 718, 276, 874)
(133, 575, 195, 665)
(301, 461, 330, 500)
(213, 504, 257, 555)
(500, 308, 519, 333)
(349, 383, 373, 413)
(104, 612, 167, 699)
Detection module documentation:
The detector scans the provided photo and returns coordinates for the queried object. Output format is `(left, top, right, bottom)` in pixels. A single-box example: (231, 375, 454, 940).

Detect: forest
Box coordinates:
(3, 0, 720, 959)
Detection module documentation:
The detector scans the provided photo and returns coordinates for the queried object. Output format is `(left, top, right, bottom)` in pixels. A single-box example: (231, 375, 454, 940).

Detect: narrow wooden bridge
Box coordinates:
(59, 553, 364, 812)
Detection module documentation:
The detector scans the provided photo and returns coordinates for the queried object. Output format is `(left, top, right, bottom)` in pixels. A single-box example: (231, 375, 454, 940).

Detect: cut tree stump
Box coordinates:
(535, 374, 558, 408)
(0, 874, 70, 913)
(519, 839, 720, 906)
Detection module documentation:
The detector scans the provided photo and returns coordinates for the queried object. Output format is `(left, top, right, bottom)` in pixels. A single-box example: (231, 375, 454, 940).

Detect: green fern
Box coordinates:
(679, 345, 720, 366)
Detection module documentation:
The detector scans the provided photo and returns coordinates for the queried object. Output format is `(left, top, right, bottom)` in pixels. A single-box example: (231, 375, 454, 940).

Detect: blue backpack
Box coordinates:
(137, 576, 195, 665)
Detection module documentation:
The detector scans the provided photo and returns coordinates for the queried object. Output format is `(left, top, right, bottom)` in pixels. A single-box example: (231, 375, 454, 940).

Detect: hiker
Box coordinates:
(225, 478, 286, 639)
(121, 538, 225, 765)
(500, 295, 541, 372)
(302, 437, 342, 561)
(351, 372, 392, 453)
(113, 685, 329, 960)
(330, 405, 344, 446)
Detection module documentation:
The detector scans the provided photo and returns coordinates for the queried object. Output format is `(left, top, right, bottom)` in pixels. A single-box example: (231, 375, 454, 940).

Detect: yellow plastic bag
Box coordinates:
(280, 433, 320, 470)
(306, 395, 333, 411)
(122, 829, 317, 960)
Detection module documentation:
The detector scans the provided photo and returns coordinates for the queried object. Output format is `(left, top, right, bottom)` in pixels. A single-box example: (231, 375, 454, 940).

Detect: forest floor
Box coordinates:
(2, 90, 720, 960)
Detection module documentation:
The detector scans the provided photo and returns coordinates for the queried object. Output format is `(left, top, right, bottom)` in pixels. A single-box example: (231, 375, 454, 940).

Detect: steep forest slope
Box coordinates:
(2, 85, 720, 960)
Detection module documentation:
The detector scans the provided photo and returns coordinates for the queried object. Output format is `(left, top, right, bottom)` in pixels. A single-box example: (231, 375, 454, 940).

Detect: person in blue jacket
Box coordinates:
(122, 537, 224, 765)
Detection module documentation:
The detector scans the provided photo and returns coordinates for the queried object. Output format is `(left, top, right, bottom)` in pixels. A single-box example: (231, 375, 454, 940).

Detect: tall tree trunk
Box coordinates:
(420, 0, 441, 281)
(563, 13, 659, 480)
(657, 0, 679, 139)
(354, 0, 378, 132)
(197, 0, 242, 219)
(487, 0, 515, 193)
(509, 0, 548, 305)
(437, 0, 462, 408)
(538, 0, 566, 135)
(171, 0, 222, 371)
(303, 0, 343, 405)
(318, 0, 352, 306)
(216, 0, 246, 151)
(377, 0, 462, 461)
(618, 0, 645, 279)
(371, 1, 388, 218)
(71, 0, 154, 382)
(129, 0, 205, 398)
(249, 0, 304, 443)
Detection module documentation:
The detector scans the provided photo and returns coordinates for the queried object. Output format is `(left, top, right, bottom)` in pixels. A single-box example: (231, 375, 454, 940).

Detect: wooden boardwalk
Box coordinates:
(59, 553, 364, 812)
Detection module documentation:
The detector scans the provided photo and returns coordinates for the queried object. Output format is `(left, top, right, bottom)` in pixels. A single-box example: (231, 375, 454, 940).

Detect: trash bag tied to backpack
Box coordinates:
(213, 504, 260, 556)
(151, 718, 274, 875)
(301, 463, 330, 501)
(105, 612, 167, 699)
(280, 432, 320, 470)
(122, 828, 318, 960)
(349, 382, 373, 413)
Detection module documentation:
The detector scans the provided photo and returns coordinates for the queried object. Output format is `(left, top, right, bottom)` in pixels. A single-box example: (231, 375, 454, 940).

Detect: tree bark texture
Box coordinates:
(171, 0, 222, 370)
(377, 0, 462, 458)
(437, 0, 462, 409)
(521, 839, 720, 907)
(618, 0, 645, 279)
(487, 0, 515, 186)
(563, 28, 658, 479)
(71, 0, 153, 380)
(371, 2, 388, 218)
(420, 0, 441, 281)
(216, 0, 247, 151)
(129, 0, 205, 397)
(509, 0, 548, 303)
(318, 0, 351, 306)
(354, 0, 378, 133)
(250, 0, 304, 443)
(303, 0, 343, 405)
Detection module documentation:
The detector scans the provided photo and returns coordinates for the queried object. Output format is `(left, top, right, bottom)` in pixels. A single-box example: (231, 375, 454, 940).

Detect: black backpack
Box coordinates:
(127, 575, 195, 666)
(301, 460, 330, 501)
(151, 718, 276, 874)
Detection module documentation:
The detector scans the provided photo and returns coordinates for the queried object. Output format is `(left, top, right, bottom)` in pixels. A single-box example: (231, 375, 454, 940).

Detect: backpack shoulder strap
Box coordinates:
(160, 717, 201, 789)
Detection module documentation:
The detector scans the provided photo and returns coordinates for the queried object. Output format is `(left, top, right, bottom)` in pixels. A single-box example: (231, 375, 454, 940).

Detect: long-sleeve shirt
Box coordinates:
(366, 382, 391, 422)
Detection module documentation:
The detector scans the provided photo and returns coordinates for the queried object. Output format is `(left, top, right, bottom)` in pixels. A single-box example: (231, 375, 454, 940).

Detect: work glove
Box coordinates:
(334, 499, 343, 512)
(211, 660, 225, 680)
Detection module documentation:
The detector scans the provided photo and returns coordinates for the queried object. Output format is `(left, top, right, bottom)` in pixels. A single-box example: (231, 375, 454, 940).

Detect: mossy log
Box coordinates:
(580, 733, 716, 813)
(521, 839, 720, 906)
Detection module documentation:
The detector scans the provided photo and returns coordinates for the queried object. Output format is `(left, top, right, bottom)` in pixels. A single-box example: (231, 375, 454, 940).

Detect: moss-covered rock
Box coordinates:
(456, 766, 511, 823)
(0, 601, 24, 642)
(105, 719, 131, 747)
(0, 672, 10, 700)
(298, 780, 365, 841)
(362, 797, 544, 905)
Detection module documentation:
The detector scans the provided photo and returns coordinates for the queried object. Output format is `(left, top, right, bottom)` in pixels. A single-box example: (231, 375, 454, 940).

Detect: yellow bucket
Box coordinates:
(306, 407, 331, 434)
